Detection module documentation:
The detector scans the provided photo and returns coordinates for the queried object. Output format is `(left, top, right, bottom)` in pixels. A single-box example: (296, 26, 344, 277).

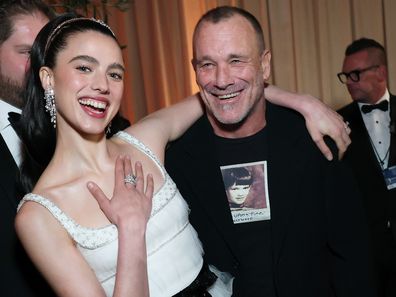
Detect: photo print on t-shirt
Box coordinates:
(220, 161, 270, 224)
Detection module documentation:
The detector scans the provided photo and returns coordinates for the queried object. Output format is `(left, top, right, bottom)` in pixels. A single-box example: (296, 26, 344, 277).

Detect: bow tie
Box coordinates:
(361, 100, 389, 114)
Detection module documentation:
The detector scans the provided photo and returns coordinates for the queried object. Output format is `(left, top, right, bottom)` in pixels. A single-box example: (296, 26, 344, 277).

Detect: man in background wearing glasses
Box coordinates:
(338, 37, 396, 297)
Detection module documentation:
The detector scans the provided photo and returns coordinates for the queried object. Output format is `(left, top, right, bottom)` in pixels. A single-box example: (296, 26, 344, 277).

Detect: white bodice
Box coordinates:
(18, 131, 203, 297)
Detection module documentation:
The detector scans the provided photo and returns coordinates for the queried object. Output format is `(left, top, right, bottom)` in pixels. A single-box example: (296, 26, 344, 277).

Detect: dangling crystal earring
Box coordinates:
(44, 86, 56, 128)
(106, 121, 112, 135)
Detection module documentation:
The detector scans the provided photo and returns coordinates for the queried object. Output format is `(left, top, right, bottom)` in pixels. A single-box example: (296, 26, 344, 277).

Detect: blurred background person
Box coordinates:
(0, 1, 56, 296)
(338, 37, 396, 297)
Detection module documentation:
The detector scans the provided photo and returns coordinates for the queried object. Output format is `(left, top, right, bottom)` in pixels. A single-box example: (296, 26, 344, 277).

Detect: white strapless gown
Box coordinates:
(18, 131, 233, 297)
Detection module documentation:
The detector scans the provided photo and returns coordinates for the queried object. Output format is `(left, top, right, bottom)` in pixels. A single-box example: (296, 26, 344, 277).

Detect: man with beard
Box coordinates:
(0, 0, 53, 161)
(0, 1, 56, 296)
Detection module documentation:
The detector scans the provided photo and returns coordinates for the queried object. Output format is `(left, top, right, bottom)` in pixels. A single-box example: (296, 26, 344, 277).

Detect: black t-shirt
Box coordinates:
(215, 128, 276, 297)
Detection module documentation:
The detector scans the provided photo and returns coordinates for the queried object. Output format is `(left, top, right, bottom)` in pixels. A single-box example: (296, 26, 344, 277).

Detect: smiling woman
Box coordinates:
(14, 13, 232, 297)
(40, 29, 124, 130)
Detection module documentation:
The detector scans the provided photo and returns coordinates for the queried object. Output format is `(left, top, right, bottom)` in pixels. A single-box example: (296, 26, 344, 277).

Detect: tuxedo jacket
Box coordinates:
(166, 103, 375, 297)
(338, 95, 396, 249)
(0, 124, 54, 296)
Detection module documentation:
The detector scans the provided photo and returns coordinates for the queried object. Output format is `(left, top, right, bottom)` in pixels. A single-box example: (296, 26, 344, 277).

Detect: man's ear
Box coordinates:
(39, 66, 54, 90)
(377, 64, 388, 82)
(261, 49, 271, 81)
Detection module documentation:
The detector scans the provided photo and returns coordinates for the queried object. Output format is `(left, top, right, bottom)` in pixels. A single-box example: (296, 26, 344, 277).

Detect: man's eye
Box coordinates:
(200, 62, 214, 69)
(230, 59, 241, 64)
(19, 50, 31, 56)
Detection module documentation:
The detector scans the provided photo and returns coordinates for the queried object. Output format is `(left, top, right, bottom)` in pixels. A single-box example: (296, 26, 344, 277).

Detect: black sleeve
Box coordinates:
(325, 156, 376, 297)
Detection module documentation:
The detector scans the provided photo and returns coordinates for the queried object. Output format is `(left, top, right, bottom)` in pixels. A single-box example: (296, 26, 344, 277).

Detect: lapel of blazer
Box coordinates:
(182, 117, 240, 256)
(0, 132, 19, 210)
(388, 95, 396, 166)
(264, 104, 306, 262)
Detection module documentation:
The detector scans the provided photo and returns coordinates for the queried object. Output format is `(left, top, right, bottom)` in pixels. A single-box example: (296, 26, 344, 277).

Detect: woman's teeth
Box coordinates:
(79, 98, 107, 110)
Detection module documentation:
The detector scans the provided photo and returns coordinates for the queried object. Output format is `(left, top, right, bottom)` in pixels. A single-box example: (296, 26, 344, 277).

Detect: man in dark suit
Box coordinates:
(337, 38, 396, 297)
(166, 6, 375, 297)
(0, 1, 56, 296)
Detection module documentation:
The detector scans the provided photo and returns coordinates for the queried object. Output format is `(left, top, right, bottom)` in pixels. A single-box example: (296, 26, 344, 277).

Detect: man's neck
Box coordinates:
(211, 118, 266, 139)
(209, 101, 267, 139)
(358, 88, 389, 105)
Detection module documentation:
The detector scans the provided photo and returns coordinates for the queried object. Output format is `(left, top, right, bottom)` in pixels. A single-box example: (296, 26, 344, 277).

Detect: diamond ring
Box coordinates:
(124, 174, 136, 185)
(344, 121, 351, 133)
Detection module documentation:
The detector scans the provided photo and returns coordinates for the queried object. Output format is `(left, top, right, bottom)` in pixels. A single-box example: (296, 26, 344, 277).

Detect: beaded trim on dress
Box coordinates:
(18, 193, 117, 250)
(17, 131, 182, 250)
(115, 131, 179, 217)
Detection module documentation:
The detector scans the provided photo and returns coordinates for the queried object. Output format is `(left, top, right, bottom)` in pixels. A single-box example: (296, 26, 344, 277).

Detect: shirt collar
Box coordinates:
(0, 99, 21, 132)
(357, 89, 390, 110)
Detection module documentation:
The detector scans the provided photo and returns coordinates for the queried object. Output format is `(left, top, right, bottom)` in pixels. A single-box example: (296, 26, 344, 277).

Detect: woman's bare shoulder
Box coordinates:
(15, 195, 66, 242)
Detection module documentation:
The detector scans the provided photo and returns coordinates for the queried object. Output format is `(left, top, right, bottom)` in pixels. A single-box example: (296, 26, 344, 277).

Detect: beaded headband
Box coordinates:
(43, 18, 116, 59)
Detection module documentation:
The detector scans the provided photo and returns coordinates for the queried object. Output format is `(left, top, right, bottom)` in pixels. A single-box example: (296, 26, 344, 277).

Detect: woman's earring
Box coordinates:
(44, 86, 56, 128)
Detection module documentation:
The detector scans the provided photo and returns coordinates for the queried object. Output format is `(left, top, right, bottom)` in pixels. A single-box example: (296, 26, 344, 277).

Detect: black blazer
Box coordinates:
(338, 95, 396, 248)
(166, 103, 375, 297)
(0, 129, 54, 296)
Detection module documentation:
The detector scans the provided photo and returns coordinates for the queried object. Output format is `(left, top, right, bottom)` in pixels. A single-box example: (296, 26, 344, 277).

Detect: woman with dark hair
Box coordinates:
(15, 13, 231, 297)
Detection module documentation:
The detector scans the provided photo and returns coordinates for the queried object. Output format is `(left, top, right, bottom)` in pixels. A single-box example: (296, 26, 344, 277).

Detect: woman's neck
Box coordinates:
(50, 128, 115, 179)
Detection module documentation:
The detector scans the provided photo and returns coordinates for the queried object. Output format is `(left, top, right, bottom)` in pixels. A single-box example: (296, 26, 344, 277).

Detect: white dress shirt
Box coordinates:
(358, 89, 391, 168)
(0, 99, 22, 167)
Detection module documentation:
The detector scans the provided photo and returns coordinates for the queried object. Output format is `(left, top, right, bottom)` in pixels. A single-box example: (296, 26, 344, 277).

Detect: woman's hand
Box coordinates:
(87, 155, 153, 231)
(298, 94, 351, 161)
(87, 155, 152, 296)
(265, 85, 351, 161)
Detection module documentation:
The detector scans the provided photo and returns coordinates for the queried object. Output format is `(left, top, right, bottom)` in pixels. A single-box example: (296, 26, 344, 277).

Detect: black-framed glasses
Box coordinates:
(337, 65, 379, 84)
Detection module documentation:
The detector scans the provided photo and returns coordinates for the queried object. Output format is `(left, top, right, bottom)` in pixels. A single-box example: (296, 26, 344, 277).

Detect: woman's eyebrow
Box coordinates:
(108, 62, 125, 72)
(68, 55, 125, 72)
(68, 55, 98, 64)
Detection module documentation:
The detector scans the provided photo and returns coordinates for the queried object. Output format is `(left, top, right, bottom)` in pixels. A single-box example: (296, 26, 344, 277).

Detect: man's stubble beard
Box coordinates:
(0, 72, 24, 108)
